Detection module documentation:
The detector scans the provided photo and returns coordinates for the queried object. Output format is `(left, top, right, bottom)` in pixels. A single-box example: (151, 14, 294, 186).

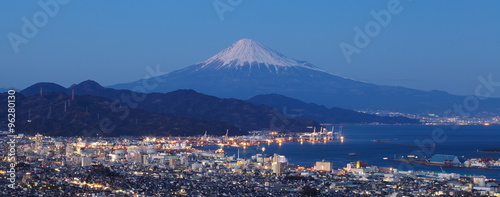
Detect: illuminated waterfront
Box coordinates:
(2, 125, 500, 196)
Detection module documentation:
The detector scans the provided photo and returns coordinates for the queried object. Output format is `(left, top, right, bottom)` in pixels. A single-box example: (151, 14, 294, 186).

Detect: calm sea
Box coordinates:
(202, 125, 500, 179)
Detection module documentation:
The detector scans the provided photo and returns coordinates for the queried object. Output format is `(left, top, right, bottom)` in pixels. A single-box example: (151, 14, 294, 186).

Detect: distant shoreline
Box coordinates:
(479, 148, 500, 153)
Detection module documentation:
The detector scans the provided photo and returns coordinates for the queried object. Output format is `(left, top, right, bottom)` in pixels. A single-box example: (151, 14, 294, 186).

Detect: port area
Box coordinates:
(478, 148, 500, 153)
(191, 128, 345, 150)
(393, 155, 500, 171)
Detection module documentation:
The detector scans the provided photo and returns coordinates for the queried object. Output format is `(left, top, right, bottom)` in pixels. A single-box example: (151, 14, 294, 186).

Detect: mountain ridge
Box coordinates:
(248, 94, 420, 124)
(198, 38, 322, 72)
(0, 92, 241, 137)
(110, 39, 500, 115)
(20, 80, 322, 133)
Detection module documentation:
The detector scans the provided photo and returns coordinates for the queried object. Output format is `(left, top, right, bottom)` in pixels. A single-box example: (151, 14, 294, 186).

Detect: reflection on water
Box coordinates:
(200, 125, 500, 179)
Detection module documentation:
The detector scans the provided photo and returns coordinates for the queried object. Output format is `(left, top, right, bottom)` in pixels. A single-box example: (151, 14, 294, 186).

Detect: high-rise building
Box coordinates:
(142, 154, 149, 165)
(271, 153, 288, 175)
(34, 134, 43, 153)
(65, 143, 75, 157)
(314, 161, 332, 172)
(81, 156, 92, 167)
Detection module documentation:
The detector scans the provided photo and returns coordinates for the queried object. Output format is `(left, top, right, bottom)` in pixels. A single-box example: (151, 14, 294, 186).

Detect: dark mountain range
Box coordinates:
(110, 39, 500, 115)
(248, 94, 419, 124)
(20, 80, 321, 133)
(133, 89, 319, 132)
(20, 82, 67, 96)
(0, 93, 240, 137)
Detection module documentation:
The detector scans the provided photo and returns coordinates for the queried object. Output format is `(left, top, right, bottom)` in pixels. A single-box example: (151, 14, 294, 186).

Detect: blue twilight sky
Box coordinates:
(1, 0, 499, 97)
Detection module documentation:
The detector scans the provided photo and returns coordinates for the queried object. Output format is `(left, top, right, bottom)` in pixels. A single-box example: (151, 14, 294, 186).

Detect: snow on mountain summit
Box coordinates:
(199, 39, 321, 71)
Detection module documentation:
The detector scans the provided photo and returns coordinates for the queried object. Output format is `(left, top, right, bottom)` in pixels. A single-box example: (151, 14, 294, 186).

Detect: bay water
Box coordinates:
(204, 125, 500, 179)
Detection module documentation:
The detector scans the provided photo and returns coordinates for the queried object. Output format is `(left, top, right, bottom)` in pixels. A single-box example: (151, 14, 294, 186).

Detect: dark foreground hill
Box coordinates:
(20, 80, 321, 133)
(0, 92, 241, 137)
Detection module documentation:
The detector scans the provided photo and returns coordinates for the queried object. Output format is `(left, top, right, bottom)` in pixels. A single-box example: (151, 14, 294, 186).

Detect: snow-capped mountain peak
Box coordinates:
(199, 39, 321, 71)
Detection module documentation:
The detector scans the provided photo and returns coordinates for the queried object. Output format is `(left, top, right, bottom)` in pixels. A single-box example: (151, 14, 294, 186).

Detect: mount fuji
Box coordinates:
(196, 38, 322, 73)
(111, 39, 500, 115)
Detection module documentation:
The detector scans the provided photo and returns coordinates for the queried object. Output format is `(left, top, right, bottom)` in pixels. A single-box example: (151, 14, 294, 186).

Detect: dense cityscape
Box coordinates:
(2, 132, 500, 196)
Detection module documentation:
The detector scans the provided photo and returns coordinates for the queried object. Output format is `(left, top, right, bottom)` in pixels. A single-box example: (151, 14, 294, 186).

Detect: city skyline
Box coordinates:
(2, 1, 500, 195)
